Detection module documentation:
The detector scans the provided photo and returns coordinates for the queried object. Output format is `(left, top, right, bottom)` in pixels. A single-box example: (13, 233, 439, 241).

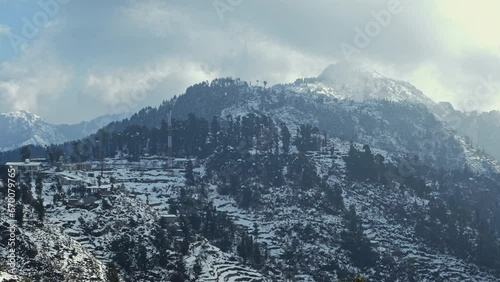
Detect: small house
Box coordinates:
(62, 163, 91, 171)
(6, 159, 41, 178)
(159, 212, 177, 224)
(67, 198, 79, 207)
(58, 174, 84, 186)
(86, 184, 112, 194)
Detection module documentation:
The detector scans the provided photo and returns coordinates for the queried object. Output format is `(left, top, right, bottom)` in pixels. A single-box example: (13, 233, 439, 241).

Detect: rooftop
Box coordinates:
(6, 162, 42, 166)
(86, 184, 112, 189)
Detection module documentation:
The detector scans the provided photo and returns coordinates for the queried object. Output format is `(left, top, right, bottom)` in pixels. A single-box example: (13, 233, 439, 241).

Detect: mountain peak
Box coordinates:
(288, 62, 436, 108)
(318, 62, 384, 82)
(0, 111, 126, 152)
(1, 110, 43, 122)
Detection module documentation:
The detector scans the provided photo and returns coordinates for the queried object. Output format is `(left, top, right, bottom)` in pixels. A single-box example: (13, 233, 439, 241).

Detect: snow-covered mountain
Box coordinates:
(90, 64, 499, 177)
(0, 111, 129, 152)
(288, 62, 436, 108)
(433, 102, 500, 161)
(163, 73, 498, 175)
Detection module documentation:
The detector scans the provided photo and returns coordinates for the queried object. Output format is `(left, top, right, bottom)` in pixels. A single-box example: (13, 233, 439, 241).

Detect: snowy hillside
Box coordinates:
(1, 70, 500, 281)
(3, 133, 497, 280)
(171, 77, 500, 176)
(0, 159, 276, 281)
(1, 108, 500, 281)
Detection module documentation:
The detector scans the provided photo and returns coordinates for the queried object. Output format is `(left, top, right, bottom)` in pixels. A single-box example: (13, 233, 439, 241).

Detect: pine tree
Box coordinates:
(20, 183, 33, 205)
(185, 160, 195, 186)
(293, 124, 320, 152)
(193, 258, 202, 278)
(71, 141, 84, 162)
(111, 235, 133, 272)
(20, 145, 31, 161)
(15, 204, 23, 226)
(106, 262, 120, 282)
(211, 116, 221, 147)
(34, 197, 45, 221)
(476, 220, 500, 269)
(237, 233, 248, 262)
(170, 256, 187, 282)
(341, 205, 378, 268)
(253, 243, 262, 267)
(35, 174, 43, 199)
(361, 145, 376, 180)
(136, 243, 148, 271)
(281, 123, 291, 154)
(45, 145, 64, 164)
(252, 222, 259, 239)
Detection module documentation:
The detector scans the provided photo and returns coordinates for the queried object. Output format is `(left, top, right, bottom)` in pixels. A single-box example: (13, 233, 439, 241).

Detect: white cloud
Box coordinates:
(0, 58, 73, 114)
(0, 20, 73, 119)
(3, 0, 500, 123)
(82, 59, 219, 115)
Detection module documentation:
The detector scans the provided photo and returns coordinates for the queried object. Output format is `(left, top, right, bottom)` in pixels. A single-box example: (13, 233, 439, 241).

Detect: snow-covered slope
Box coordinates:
(0, 163, 275, 281)
(0, 271, 24, 281)
(0, 111, 128, 152)
(0, 111, 65, 152)
(286, 62, 435, 108)
(186, 240, 271, 282)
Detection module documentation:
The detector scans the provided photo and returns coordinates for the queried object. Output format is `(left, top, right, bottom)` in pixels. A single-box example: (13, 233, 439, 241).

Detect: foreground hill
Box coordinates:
(1, 109, 500, 281)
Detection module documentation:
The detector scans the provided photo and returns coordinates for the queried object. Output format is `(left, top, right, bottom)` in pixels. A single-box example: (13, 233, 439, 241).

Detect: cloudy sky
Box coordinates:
(0, 0, 499, 123)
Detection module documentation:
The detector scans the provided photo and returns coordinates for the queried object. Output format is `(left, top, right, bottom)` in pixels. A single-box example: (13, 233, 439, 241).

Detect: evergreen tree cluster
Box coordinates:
(293, 124, 321, 153)
(344, 143, 384, 182)
(340, 205, 378, 268)
(237, 231, 265, 267)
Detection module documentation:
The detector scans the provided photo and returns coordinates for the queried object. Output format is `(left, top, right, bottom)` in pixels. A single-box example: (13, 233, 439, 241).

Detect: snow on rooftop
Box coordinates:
(6, 161, 42, 166)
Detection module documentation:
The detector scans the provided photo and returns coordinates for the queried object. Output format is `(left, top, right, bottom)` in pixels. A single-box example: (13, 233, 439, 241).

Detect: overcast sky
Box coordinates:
(1, 0, 499, 123)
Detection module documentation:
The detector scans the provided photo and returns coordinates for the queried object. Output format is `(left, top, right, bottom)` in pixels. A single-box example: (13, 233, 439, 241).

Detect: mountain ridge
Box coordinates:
(0, 110, 130, 152)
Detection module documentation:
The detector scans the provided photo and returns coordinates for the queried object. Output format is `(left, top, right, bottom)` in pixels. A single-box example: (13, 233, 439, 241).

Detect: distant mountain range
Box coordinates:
(0, 110, 129, 152)
(433, 101, 500, 161)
